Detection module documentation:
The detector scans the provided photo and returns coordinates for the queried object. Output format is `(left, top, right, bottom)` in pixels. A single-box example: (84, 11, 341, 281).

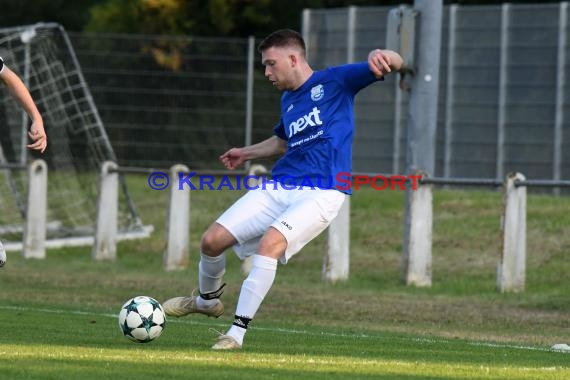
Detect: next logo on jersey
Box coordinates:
(288, 107, 323, 137)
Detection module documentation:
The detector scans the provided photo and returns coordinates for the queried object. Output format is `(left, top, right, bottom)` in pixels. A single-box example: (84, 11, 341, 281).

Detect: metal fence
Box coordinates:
(68, 33, 281, 169)
(303, 2, 570, 180)
(68, 2, 570, 180)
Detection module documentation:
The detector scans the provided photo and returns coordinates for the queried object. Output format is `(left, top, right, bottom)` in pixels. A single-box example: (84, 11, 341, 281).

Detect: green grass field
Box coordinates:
(1, 177, 569, 379)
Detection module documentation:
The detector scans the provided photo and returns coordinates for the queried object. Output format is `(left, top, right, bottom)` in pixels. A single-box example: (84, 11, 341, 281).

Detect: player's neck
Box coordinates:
(291, 65, 314, 91)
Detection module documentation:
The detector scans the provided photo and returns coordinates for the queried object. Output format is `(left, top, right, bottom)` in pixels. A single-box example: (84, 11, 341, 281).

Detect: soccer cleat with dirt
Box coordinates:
(211, 334, 242, 350)
(162, 294, 224, 318)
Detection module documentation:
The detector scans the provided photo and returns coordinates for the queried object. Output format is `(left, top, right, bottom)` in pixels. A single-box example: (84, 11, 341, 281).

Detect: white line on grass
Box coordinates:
(0, 304, 564, 354)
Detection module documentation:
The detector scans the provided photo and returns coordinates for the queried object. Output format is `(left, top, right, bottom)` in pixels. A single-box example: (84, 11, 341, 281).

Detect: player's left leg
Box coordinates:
(212, 188, 346, 350)
(212, 228, 285, 350)
(0, 240, 6, 267)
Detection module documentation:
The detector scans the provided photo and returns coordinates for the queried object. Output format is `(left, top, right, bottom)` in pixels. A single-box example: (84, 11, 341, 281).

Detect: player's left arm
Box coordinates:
(367, 49, 404, 79)
(0, 65, 47, 153)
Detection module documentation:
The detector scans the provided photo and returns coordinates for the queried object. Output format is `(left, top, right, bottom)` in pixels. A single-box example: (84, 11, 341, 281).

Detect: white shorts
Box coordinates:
(216, 182, 346, 264)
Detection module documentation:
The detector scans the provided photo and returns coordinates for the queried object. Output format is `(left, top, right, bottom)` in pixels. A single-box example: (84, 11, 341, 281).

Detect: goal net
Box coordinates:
(0, 23, 148, 250)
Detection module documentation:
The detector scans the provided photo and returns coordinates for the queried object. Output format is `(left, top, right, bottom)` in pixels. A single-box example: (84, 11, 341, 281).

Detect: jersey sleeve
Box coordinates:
(273, 117, 287, 140)
(0, 57, 4, 74)
(329, 62, 382, 95)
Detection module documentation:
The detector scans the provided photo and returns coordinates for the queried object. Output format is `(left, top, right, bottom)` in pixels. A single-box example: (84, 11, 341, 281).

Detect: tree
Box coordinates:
(0, 0, 102, 31)
(84, 0, 414, 38)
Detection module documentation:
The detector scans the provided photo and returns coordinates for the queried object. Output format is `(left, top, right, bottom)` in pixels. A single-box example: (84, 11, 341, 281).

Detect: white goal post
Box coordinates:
(0, 23, 150, 251)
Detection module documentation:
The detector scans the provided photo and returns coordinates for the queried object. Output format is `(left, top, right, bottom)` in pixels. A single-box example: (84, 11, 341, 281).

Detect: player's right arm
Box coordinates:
(219, 136, 287, 170)
(0, 58, 47, 153)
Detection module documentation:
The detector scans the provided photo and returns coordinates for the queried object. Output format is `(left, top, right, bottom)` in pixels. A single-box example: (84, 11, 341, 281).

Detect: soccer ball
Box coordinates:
(118, 296, 166, 343)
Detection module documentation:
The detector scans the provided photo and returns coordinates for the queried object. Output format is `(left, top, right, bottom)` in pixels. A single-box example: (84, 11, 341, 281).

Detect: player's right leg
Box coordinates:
(162, 223, 235, 318)
(163, 187, 285, 320)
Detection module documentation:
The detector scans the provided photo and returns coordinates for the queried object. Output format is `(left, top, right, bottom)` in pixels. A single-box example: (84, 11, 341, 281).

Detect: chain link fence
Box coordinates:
(64, 2, 570, 180)
(69, 32, 280, 170)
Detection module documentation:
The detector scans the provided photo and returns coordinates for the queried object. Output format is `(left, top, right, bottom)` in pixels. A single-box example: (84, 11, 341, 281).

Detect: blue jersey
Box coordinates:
(272, 62, 381, 194)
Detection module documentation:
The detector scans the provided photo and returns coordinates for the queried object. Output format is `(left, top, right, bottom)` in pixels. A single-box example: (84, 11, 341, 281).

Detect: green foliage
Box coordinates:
(86, 0, 194, 35)
(84, 0, 275, 37)
(0, 0, 102, 30)
(1, 0, 565, 36)
(83, 0, 411, 37)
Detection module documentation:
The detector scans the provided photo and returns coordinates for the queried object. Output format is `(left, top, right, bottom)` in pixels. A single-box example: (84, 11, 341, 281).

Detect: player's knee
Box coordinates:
(201, 232, 221, 256)
(201, 224, 234, 256)
(258, 229, 287, 260)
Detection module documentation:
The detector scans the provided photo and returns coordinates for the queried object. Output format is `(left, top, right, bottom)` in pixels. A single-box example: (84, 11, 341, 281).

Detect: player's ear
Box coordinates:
(289, 54, 297, 67)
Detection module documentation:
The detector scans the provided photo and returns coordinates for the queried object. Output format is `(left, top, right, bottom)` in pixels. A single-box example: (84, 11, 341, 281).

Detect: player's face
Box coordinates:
(261, 46, 295, 91)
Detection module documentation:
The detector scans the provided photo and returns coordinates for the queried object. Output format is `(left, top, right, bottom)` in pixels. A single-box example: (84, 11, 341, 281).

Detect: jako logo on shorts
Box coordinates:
(288, 107, 322, 137)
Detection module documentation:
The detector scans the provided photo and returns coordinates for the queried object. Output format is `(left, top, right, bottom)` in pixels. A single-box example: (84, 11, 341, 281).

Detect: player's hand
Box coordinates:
(220, 147, 246, 170)
(368, 49, 393, 79)
(27, 120, 47, 153)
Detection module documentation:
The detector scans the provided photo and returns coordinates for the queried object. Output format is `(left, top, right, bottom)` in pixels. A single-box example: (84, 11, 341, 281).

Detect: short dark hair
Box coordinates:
(257, 29, 306, 55)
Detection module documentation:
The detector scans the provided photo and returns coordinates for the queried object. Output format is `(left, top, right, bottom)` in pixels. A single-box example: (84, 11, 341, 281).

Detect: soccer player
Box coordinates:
(0, 56, 48, 267)
(163, 29, 403, 349)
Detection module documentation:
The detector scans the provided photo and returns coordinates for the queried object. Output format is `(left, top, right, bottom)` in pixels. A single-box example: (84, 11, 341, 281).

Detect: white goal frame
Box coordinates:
(0, 23, 151, 252)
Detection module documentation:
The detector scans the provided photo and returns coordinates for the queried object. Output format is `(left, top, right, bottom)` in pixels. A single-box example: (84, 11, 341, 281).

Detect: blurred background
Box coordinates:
(1, 0, 570, 242)
(2, 0, 568, 178)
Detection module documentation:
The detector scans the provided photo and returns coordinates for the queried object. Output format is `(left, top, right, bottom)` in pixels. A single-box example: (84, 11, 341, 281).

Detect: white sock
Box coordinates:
(227, 254, 277, 345)
(197, 252, 225, 308)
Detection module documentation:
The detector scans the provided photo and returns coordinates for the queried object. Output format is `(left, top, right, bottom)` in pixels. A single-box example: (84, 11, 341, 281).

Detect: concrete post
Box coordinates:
(92, 161, 118, 261)
(163, 164, 191, 271)
(497, 172, 526, 293)
(403, 177, 433, 286)
(323, 197, 350, 283)
(401, 0, 443, 285)
(23, 159, 47, 259)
